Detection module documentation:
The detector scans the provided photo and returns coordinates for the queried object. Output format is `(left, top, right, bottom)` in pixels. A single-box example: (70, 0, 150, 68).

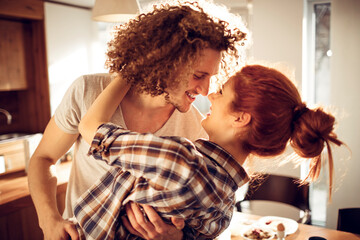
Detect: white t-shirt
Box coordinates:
(54, 73, 208, 218)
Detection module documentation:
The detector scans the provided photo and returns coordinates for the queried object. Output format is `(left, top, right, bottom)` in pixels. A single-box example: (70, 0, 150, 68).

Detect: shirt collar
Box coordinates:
(194, 139, 250, 188)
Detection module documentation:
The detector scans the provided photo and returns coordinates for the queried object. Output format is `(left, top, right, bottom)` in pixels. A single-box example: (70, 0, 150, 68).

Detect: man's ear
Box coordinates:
(233, 112, 251, 128)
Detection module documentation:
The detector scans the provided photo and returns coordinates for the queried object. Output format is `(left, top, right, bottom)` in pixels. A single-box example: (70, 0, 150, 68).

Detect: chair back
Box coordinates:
(236, 173, 311, 224)
(337, 208, 360, 234)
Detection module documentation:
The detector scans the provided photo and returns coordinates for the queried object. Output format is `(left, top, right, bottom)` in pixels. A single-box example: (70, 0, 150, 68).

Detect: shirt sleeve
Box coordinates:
(88, 123, 202, 190)
(54, 75, 85, 134)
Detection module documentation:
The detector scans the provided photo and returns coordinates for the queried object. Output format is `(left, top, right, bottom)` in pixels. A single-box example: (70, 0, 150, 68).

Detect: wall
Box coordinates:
(251, 0, 303, 85)
(250, 0, 303, 178)
(44, 2, 108, 114)
(326, 0, 360, 229)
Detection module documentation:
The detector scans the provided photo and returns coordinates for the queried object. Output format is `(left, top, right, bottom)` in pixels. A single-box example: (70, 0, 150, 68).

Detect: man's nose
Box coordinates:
(196, 78, 210, 96)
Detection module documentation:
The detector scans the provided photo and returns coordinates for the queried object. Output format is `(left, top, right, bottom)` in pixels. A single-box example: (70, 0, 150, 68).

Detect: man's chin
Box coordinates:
(174, 103, 192, 113)
(166, 97, 192, 113)
(176, 106, 191, 113)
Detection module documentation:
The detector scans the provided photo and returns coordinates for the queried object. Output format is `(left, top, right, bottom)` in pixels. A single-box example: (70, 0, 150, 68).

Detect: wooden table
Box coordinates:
(223, 212, 360, 240)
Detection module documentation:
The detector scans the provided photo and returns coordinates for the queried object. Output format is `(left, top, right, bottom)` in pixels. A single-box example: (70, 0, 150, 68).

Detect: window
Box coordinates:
(303, 0, 332, 227)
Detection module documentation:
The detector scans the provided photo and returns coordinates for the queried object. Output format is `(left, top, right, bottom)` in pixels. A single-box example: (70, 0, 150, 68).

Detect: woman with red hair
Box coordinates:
(228, 65, 342, 191)
(76, 64, 343, 239)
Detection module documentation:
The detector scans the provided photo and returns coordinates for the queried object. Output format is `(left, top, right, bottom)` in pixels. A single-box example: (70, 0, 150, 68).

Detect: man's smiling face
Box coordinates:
(165, 48, 221, 113)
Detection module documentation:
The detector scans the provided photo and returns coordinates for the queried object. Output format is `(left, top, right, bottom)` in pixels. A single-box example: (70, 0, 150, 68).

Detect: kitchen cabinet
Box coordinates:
(0, 1, 53, 237)
(0, 0, 50, 134)
(0, 19, 27, 91)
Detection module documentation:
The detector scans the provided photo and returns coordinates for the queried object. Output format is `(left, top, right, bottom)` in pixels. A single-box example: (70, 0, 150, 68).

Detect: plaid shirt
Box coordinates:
(74, 123, 249, 239)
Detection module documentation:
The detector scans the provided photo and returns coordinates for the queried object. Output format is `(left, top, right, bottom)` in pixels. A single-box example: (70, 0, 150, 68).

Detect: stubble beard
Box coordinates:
(165, 94, 191, 113)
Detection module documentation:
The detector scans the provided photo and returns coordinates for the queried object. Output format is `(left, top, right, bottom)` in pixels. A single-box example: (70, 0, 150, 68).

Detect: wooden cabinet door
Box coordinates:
(0, 19, 27, 91)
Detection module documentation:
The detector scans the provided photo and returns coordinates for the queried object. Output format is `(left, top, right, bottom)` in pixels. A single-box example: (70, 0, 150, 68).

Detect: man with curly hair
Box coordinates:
(28, 1, 247, 239)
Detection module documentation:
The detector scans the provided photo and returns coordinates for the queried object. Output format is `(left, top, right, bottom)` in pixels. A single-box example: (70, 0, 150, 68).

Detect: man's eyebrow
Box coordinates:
(195, 71, 209, 75)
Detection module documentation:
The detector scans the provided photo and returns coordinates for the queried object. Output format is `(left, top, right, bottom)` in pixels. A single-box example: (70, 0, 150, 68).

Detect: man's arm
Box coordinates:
(28, 117, 79, 240)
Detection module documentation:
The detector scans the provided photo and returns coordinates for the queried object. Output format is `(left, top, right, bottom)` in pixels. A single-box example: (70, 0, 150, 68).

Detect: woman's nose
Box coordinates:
(208, 92, 215, 102)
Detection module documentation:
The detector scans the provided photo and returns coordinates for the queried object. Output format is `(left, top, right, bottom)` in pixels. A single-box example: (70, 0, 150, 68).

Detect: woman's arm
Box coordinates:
(78, 75, 130, 144)
(90, 123, 199, 189)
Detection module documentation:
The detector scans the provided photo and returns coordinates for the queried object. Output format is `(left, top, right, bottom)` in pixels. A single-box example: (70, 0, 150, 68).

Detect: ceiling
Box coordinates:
(51, 0, 95, 8)
(49, 0, 155, 8)
(49, 0, 247, 9)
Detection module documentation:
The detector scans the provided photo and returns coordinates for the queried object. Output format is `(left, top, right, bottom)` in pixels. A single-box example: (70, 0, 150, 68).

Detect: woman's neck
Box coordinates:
(213, 139, 248, 166)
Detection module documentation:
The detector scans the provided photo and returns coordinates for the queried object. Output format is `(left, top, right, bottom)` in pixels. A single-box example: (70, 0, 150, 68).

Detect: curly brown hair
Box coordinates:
(105, 0, 247, 96)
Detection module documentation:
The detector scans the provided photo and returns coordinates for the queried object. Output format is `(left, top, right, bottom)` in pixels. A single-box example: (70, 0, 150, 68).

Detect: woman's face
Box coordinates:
(202, 77, 237, 142)
(165, 48, 222, 113)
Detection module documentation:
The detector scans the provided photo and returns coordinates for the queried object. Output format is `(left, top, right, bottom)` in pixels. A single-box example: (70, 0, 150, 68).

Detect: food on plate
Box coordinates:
(259, 216, 299, 235)
(277, 223, 285, 231)
(277, 223, 286, 239)
(265, 219, 287, 232)
(243, 228, 273, 240)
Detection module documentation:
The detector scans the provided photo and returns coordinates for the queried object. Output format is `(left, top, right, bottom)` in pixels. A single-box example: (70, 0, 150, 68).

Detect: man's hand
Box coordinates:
(122, 202, 185, 240)
(41, 216, 79, 240)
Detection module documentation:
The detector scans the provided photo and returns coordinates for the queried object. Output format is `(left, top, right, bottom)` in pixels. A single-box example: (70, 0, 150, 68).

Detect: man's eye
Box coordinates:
(194, 74, 204, 80)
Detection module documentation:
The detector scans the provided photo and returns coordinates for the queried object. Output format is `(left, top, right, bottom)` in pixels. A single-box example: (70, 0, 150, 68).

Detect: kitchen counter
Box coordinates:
(0, 161, 71, 216)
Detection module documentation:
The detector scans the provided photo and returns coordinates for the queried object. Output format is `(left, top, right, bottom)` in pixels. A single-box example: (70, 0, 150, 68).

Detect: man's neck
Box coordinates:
(120, 89, 176, 133)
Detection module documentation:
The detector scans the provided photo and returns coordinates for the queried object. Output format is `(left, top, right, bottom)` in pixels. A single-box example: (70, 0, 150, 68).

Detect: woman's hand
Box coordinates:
(122, 202, 185, 240)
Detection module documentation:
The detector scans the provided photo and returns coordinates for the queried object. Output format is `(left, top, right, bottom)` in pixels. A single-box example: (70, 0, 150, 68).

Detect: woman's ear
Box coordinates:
(233, 112, 251, 128)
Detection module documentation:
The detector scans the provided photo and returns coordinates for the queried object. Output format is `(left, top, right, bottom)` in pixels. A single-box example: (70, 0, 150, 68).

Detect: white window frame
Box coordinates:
(302, 0, 332, 226)
(302, 0, 332, 107)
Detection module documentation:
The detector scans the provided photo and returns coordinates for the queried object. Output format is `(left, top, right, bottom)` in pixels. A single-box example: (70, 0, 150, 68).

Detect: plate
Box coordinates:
(258, 216, 298, 235)
(240, 225, 275, 240)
